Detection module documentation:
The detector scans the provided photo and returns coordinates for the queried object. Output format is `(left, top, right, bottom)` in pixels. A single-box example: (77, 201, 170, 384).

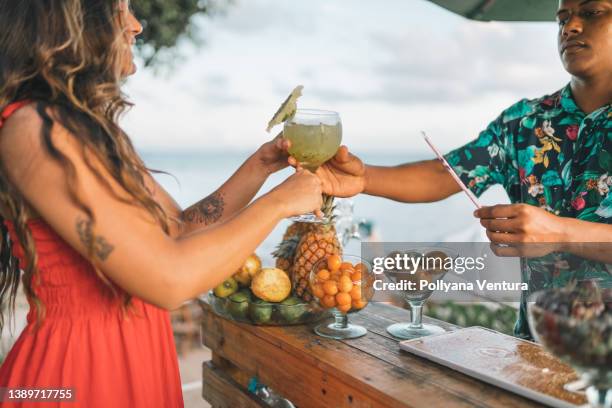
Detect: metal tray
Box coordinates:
(399, 326, 586, 408)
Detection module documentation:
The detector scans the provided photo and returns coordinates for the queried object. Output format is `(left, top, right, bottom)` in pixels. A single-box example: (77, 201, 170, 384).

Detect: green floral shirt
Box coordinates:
(444, 84, 612, 339)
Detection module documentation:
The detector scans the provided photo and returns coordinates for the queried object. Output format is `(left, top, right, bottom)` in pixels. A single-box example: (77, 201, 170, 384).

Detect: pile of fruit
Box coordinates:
(529, 281, 612, 370)
(211, 254, 323, 325)
(310, 255, 370, 314)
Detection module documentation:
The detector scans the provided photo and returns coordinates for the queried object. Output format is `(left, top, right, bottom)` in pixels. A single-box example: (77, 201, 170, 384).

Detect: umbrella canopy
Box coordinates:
(425, 0, 559, 22)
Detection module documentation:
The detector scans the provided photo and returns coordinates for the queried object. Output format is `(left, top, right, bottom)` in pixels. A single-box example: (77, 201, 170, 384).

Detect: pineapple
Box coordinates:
(272, 222, 312, 272)
(291, 196, 341, 301)
(282, 221, 313, 241)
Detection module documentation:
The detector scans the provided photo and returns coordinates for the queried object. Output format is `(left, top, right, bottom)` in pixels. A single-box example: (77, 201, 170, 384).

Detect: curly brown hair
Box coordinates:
(0, 0, 170, 334)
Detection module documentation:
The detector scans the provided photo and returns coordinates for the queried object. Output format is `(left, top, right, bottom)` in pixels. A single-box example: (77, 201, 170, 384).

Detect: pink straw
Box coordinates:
(421, 131, 482, 209)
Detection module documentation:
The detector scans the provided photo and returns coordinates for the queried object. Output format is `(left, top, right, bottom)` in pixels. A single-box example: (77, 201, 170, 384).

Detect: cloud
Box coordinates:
(209, 0, 323, 35)
(303, 20, 569, 105)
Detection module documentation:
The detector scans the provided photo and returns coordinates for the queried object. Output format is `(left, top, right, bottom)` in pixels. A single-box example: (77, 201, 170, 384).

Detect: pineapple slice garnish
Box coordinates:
(266, 85, 303, 132)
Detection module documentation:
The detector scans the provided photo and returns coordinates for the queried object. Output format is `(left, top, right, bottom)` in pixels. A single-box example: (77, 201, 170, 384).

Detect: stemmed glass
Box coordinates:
(284, 109, 342, 223)
(309, 255, 374, 340)
(385, 247, 458, 340)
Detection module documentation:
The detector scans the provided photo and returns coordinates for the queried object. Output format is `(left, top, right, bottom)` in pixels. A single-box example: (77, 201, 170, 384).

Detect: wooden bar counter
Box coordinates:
(198, 300, 544, 408)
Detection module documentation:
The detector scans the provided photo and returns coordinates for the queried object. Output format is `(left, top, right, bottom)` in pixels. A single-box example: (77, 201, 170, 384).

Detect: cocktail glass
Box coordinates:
(284, 109, 342, 223)
(310, 255, 374, 340)
(385, 247, 458, 340)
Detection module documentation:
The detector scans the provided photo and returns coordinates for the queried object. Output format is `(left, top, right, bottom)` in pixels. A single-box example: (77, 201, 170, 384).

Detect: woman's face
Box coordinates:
(117, 0, 143, 76)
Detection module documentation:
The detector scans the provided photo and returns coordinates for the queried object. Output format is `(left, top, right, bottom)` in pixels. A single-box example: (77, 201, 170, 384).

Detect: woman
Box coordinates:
(0, 1, 323, 406)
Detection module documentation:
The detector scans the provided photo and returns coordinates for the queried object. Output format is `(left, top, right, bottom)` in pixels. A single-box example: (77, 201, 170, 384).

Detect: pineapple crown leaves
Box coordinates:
(272, 235, 301, 259)
(319, 195, 337, 229)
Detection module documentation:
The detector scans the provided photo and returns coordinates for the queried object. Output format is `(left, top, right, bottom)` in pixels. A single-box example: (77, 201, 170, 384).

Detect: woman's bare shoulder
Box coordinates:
(0, 103, 77, 187)
(0, 104, 45, 151)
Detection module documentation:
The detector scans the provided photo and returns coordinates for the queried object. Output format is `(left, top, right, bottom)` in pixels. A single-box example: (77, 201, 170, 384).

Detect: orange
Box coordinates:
(337, 303, 351, 313)
(340, 262, 354, 273)
(338, 276, 353, 293)
(316, 269, 330, 281)
(352, 299, 367, 310)
(323, 280, 338, 296)
(351, 270, 362, 283)
(335, 292, 352, 306)
(312, 284, 325, 299)
(322, 295, 336, 308)
(349, 285, 362, 301)
(354, 263, 365, 273)
(327, 255, 342, 272)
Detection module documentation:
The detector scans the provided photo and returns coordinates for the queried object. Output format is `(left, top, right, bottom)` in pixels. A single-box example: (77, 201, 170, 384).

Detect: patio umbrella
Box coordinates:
(425, 0, 558, 22)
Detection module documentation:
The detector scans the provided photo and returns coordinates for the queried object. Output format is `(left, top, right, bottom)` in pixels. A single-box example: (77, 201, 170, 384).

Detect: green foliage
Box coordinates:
(424, 301, 518, 336)
(132, 0, 230, 66)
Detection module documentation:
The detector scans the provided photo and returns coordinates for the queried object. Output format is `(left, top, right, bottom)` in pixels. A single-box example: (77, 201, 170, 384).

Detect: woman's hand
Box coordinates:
(313, 146, 367, 197)
(475, 204, 568, 245)
(253, 133, 292, 175)
(268, 170, 323, 218)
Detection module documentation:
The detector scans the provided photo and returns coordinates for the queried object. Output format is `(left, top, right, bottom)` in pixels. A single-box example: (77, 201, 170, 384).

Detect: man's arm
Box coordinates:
(364, 160, 460, 202)
(315, 146, 461, 201)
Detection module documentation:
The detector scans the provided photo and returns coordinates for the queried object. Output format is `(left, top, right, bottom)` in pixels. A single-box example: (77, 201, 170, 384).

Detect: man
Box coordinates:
(317, 0, 611, 338)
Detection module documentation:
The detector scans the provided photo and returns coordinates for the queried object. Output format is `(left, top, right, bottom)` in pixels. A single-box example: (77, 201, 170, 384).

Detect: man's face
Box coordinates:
(556, 0, 612, 78)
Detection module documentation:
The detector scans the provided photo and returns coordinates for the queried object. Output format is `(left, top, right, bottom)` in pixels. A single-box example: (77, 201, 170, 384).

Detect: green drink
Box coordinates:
(283, 109, 342, 223)
(284, 110, 342, 172)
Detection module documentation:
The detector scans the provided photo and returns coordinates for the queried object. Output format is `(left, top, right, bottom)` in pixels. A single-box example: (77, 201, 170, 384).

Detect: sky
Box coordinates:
(121, 0, 570, 155)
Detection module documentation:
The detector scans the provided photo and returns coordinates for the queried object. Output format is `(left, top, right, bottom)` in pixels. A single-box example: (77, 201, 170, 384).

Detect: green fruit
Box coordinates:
(249, 299, 273, 324)
(279, 296, 306, 323)
(227, 291, 250, 320)
(213, 277, 239, 298)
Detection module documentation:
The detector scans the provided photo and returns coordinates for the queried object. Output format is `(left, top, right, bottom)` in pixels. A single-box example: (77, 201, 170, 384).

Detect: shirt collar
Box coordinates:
(559, 83, 612, 119)
(559, 83, 582, 115)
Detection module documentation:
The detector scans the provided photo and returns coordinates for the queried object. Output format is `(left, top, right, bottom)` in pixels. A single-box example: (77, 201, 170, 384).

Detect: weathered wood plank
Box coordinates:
(202, 360, 266, 408)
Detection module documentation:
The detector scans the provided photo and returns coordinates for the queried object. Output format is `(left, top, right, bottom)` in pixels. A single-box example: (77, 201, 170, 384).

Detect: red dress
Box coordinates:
(0, 102, 184, 407)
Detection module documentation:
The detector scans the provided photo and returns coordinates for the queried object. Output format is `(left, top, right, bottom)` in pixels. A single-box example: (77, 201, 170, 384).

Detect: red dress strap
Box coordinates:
(0, 100, 32, 128)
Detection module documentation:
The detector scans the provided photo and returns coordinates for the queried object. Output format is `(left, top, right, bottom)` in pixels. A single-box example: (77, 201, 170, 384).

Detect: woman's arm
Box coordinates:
(0, 107, 322, 310)
(143, 136, 291, 237)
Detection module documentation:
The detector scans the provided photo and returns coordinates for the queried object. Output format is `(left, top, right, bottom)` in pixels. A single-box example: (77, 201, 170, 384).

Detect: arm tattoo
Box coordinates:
(182, 191, 225, 225)
(76, 218, 115, 261)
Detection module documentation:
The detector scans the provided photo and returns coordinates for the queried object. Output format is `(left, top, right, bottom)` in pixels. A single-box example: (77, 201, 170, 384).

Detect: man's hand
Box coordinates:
(475, 204, 569, 244)
(312, 146, 367, 197)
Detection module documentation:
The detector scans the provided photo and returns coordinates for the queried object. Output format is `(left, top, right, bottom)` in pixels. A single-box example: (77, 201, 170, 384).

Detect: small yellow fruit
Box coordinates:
(338, 276, 353, 293)
(251, 268, 291, 303)
(233, 254, 262, 286)
(316, 269, 331, 281)
(337, 303, 351, 313)
(323, 280, 339, 296)
(352, 299, 367, 310)
(312, 284, 325, 299)
(213, 277, 239, 298)
(336, 292, 351, 306)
